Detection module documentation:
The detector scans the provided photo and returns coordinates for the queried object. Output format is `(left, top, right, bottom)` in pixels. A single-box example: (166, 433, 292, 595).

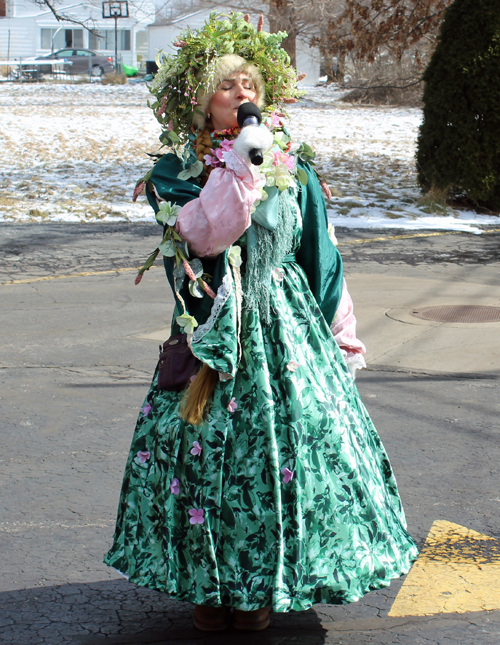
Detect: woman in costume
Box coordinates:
(104, 13, 418, 632)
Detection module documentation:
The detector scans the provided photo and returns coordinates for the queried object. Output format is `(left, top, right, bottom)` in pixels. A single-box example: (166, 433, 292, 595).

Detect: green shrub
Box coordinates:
(416, 0, 500, 210)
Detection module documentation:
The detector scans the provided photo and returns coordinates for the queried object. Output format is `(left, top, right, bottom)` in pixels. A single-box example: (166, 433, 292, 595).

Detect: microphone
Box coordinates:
(236, 103, 265, 165)
(237, 102, 262, 128)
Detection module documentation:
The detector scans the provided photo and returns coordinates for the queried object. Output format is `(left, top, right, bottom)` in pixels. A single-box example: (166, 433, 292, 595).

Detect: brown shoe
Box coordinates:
(193, 605, 230, 632)
(233, 607, 270, 631)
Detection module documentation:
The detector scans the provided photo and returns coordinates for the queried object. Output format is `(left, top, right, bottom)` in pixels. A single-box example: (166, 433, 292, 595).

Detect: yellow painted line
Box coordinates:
(1, 266, 162, 286)
(338, 231, 453, 245)
(389, 520, 500, 616)
(3, 227, 500, 285)
(338, 227, 500, 246)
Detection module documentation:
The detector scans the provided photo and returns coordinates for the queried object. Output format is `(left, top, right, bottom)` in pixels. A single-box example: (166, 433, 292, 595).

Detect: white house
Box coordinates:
(0, 0, 154, 66)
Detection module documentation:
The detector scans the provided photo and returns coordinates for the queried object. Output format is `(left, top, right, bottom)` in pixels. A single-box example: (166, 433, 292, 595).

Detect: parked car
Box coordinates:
(34, 49, 115, 77)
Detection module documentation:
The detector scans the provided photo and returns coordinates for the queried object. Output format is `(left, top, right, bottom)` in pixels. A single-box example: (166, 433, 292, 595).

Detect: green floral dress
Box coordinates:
(104, 172, 418, 612)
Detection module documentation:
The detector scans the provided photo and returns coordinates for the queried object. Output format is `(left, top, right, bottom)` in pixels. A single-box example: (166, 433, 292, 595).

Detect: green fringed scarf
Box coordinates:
(242, 188, 297, 325)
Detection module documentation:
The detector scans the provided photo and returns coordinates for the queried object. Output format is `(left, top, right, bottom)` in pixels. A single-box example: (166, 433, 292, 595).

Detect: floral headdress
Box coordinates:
(149, 11, 305, 148)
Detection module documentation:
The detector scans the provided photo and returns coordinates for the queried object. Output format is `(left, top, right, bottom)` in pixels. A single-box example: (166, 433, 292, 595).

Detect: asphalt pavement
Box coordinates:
(1, 222, 500, 645)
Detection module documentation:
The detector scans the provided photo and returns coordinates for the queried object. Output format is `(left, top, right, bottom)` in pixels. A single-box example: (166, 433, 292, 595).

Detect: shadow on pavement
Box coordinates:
(0, 579, 327, 645)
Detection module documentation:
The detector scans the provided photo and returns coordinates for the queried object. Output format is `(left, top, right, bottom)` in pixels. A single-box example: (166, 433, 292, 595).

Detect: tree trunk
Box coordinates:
(335, 52, 345, 83)
(268, 0, 297, 68)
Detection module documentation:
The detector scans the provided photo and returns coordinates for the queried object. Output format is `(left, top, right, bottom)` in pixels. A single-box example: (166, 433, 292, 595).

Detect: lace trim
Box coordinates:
(340, 350, 367, 379)
(231, 263, 243, 364)
(151, 184, 163, 206)
(223, 149, 263, 186)
(191, 267, 233, 344)
(346, 353, 367, 370)
(223, 149, 250, 177)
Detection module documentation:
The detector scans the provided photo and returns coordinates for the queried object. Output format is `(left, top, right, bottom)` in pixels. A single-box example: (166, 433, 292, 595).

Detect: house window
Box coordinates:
(120, 30, 130, 51)
(41, 28, 83, 50)
(0, 0, 7, 18)
(88, 30, 131, 51)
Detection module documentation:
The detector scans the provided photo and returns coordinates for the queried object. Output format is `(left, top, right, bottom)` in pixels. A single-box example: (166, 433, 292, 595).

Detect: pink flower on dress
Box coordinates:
(203, 150, 222, 168)
(189, 508, 205, 524)
(141, 402, 152, 416)
(286, 360, 299, 372)
(170, 478, 180, 495)
(137, 451, 150, 463)
(272, 268, 285, 282)
(281, 467, 294, 484)
(190, 441, 202, 456)
(272, 151, 294, 170)
(213, 148, 225, 162)
(219, 138, 234, 152)
(227, 397, 238, 413)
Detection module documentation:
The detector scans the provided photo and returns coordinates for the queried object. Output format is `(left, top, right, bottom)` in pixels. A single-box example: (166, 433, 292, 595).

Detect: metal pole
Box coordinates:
(51, 27, 63, 54)
(114, 15, 118, 73)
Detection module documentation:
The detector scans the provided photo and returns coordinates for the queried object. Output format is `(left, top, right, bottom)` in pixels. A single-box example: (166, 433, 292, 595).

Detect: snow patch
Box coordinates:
(0, 82, 498, 231)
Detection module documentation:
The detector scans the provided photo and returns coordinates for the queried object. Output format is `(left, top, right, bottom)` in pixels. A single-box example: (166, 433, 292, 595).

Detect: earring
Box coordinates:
(207, 112, 211, 119)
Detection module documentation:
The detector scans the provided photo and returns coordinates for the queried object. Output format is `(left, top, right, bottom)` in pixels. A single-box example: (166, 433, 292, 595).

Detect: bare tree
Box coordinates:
(305, 0, 454, 97)
(154, 0, 337, 69)
(27, 0, 97, 30)
(28, 0, 450, 87)
(328, 0, 453, 62)
(25, 0, 156, 32)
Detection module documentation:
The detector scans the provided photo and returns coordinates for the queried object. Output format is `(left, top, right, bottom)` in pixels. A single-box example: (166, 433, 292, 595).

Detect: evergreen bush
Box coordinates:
(416, 0, 500, 210)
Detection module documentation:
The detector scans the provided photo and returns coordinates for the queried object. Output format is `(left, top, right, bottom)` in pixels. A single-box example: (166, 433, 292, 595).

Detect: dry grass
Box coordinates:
(0, 84, 160, 222)
(341, 84, 424, 108)
(101, 73, 128, 85)
(25, 208, 51, 220)
(1, 83, 444, 225)
(417, 185, 450, 214)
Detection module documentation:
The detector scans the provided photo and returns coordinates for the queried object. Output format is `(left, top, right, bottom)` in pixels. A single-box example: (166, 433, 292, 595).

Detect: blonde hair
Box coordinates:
(195, 126, 215, 181)
(179, 363, 219, 425)
(193, 54, 265, 131)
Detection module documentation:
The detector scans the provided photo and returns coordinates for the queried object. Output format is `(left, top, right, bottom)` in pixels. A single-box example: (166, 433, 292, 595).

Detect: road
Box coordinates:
(1, 223, 500, 644)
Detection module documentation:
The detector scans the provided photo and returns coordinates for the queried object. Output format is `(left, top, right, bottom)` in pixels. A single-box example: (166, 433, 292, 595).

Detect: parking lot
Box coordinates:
(1, 222, 500, 644)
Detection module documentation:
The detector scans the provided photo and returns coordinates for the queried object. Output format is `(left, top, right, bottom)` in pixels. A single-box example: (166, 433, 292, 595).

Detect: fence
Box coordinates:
(0, 56, 126, 81)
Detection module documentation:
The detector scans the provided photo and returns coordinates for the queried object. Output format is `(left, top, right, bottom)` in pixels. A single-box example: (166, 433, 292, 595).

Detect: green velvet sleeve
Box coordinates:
(146, 153, 202, 213)
(295, 160, 344, 327)
(144, 153, 228, 337)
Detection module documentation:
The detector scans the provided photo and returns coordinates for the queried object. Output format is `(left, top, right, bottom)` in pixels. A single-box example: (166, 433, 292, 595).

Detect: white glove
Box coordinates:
(232, 125, 273, 167)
